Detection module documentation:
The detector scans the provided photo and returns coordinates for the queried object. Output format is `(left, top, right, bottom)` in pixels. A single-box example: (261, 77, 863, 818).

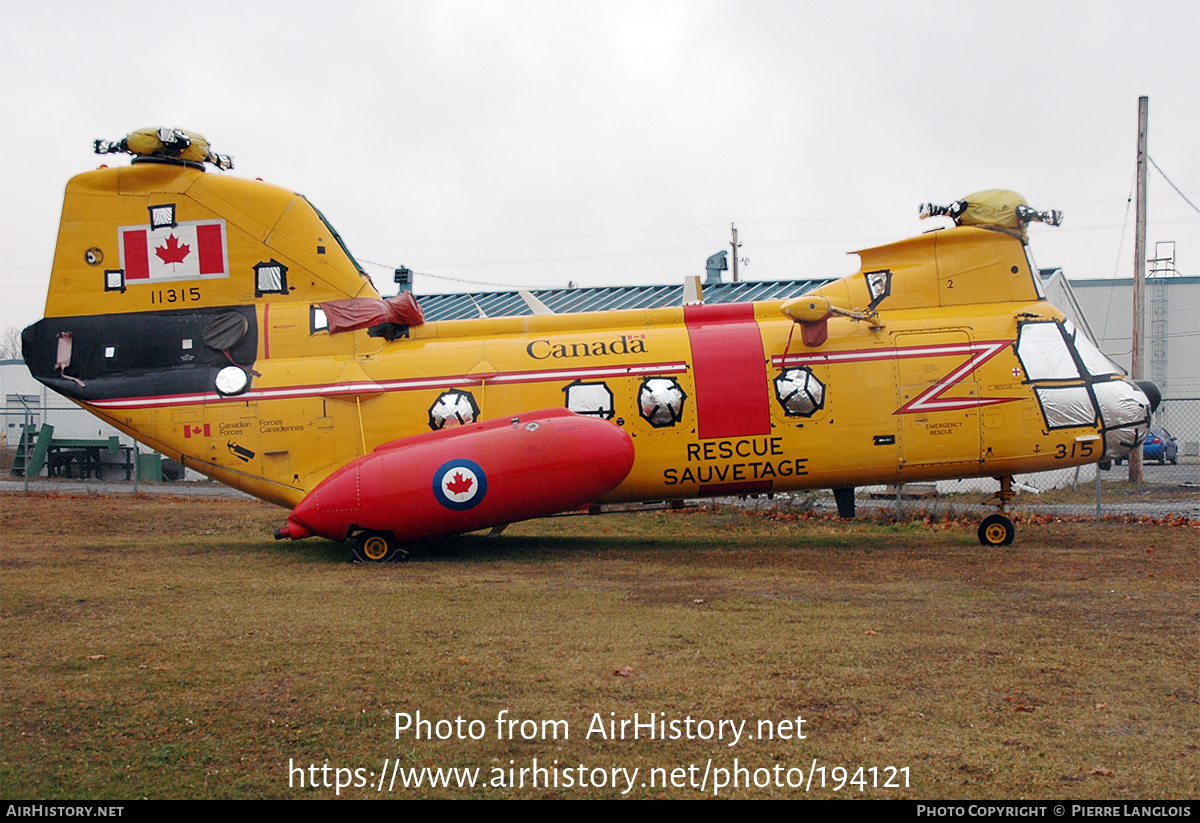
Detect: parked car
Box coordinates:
(1115, 425, 1179, 465)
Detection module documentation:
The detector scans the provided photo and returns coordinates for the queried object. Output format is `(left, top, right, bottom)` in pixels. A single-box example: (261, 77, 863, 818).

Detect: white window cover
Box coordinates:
(565, 382, 615, 419)
(429, 391, 478, 429)
(1017, 322, 1079, 380)
(257, 265, 283, 293)
(1069, 330, 1122, 377)
(1093, 379, 1148, 430)
(639, 378, 686, 427)
(1035, 385, 1096, 429)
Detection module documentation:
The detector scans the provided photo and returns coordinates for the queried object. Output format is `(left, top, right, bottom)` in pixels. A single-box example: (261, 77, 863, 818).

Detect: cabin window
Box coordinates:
(428, 390, 479, 430)
(865, 269, 892, 309)
(638, 378, 687, 428)
(311, 306, 329, 333)
(148, 203, 177, 230)
(215, 365, 250, 396)
(254, 260, 289, 297)
(774, 368, 825, 417)
(104, 346, 116, 359)
(564, 381, 615, 419)
(104, 269, 125, 293)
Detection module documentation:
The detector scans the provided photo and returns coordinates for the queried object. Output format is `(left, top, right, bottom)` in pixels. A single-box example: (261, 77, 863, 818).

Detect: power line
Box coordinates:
(358, 258, 541, 290)
(1148, 155, 1200, 215)
(1111, 171, 1136, 279)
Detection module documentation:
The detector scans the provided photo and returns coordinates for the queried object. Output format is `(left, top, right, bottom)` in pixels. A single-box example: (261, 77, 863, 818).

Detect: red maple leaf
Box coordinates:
(155, 233, 191, 265)
(445, 471, 474, 495)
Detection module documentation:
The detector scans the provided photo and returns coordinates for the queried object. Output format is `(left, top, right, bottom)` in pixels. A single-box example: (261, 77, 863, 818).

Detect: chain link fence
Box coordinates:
(1, 402, 202, 493)
(4, 399, 1198, 519)
(760, 397, 1199, 522)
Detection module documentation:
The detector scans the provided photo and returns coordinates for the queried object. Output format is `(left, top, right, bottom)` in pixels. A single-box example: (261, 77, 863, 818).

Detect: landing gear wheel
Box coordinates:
(352, 530, 408, 563)
(978, 514, 1015, 547)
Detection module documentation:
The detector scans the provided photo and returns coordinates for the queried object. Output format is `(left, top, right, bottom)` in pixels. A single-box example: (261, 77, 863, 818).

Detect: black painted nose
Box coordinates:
(1135, 380, 1162, 413)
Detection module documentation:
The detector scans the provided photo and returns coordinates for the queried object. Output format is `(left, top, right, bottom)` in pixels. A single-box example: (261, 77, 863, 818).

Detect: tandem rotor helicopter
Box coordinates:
(22, 128, 1157, 561)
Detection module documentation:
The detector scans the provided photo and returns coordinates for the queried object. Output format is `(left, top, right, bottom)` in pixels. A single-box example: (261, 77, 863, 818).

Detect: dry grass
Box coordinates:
(2, 493, 1196, 799)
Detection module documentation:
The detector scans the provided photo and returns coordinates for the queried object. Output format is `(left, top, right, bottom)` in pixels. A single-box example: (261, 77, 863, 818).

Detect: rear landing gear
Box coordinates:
(832, 487, 856, 519)
(352, 530, 408, 563)
(977, 476, 1017, 547)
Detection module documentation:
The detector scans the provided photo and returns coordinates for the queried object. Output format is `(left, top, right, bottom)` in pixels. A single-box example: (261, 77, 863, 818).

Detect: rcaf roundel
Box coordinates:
(432, 459, 487, 511)
(119, 219, 230, 282)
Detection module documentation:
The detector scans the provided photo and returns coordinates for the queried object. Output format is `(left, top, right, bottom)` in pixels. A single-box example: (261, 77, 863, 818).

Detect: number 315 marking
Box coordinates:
(1055, 441, 1095, 459)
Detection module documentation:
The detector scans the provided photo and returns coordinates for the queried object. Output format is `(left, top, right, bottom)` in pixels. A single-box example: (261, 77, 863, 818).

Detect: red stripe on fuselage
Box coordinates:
(683, 303, 771, 440)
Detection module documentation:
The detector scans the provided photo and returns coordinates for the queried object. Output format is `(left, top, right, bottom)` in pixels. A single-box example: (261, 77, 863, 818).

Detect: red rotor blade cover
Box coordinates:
(282, 409, 635, 542)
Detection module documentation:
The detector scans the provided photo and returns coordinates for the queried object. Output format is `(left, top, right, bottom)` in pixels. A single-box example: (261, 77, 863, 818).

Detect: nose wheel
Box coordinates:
(352, 530, 408, 563)
(977, 476, 1017, 546)
(978, 514, 1015, 546)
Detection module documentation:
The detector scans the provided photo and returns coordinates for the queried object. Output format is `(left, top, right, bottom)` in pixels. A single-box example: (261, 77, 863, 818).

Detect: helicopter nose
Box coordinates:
(1134, 380, 1161, 413)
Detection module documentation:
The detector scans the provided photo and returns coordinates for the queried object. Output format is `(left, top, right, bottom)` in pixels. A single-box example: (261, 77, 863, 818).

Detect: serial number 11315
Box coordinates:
(150, 287, 202, 305)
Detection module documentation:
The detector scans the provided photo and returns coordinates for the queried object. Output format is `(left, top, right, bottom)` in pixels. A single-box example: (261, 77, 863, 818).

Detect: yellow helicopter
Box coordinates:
(21, 128, 1155, 561)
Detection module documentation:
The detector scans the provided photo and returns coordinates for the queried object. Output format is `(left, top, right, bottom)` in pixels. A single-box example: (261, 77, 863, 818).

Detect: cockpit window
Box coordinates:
(1093, 380, 1149, 429)
(1061, 320, 1121, 377)
(1017, 318, 1151, 453)
(1035, 385, 1096, 428)
(1015, 321, 1079, 380)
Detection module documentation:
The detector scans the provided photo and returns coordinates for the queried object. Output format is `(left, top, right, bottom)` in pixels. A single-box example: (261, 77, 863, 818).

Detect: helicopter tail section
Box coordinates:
(24, 144, 378, 407)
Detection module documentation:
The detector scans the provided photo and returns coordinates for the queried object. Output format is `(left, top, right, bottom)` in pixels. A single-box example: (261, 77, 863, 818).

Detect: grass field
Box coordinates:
(1, 493, 1196, 799)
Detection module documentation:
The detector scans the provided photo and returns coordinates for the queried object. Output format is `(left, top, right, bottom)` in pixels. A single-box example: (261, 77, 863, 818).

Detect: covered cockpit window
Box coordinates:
(1017, 317, 1151, 458)
(1035, 386, 1097, 429)
(1016, 321, 1080, 381)
(1062, 320, 1122, 377)
(1093, 380, 1149, 431)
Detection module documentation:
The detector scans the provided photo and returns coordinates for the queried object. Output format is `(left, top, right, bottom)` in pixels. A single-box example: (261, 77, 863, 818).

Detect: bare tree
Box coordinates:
(0, 327, 23, 360)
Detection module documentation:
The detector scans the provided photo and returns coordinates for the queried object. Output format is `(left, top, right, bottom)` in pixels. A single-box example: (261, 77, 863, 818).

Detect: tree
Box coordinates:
(0, 327, 23, 360)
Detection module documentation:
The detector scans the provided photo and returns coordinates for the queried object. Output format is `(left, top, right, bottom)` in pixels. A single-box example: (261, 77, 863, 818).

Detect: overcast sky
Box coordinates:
(2, 0, 1196, 338)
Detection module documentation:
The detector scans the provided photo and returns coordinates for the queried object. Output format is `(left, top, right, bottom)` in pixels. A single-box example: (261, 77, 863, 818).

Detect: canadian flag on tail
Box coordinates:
(119, 219, 229, 282)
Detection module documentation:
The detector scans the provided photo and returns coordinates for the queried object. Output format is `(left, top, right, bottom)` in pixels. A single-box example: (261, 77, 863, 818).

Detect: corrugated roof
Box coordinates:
(415, 279, 832, 322)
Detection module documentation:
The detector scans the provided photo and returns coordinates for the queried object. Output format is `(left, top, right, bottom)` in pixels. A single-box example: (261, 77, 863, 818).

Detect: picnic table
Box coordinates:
(10, 425, 132, 480)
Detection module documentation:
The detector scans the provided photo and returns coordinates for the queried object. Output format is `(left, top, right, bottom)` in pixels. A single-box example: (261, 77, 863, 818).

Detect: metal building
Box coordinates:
(1056, 273, 1200, 455)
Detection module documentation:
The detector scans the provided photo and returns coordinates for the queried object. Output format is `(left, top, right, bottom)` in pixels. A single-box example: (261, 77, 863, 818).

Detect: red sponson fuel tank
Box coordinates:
(280, 409, 635, 542)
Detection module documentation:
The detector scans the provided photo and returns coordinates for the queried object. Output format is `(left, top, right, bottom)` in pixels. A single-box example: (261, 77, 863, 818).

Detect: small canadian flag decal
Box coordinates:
(119, 219, 229, 282)
(183, 424, 211, 438)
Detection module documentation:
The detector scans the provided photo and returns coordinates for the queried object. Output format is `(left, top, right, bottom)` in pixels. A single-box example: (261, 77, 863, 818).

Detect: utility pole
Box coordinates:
(730, 223, 740, 282)
(1129, 96, 1148, 483)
